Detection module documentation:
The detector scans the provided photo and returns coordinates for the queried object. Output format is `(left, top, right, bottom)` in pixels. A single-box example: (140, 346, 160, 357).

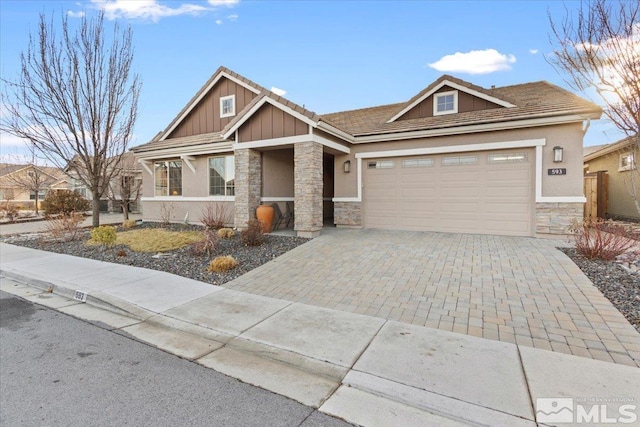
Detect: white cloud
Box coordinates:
(90, 0, 239, 22)
(227, 13, 238, 21)
(208, 0, 239, 5)
(67, 10, 86, 18)
(529, 49, 539, 54)
(270, 86, 287, 97)
(428, 49, 517, 74)
(0, 132, 31, 149)
(215, 19, 223, 25)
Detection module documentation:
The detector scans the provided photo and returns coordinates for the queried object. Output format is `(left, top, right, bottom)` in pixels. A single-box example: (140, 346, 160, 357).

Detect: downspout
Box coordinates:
(582, 119, 591, 135)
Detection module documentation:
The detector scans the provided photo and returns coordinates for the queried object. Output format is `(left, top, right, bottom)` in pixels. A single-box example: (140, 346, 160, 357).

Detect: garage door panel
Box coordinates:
(364, 149, 533, 236)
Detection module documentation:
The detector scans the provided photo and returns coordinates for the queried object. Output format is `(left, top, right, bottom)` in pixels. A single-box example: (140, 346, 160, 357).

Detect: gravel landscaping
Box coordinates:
(2, 222, 309, 286)
(561, 248, 639, 331)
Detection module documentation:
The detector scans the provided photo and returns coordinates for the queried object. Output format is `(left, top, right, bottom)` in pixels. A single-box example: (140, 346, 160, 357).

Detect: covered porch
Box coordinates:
(233, 140, 340, 238)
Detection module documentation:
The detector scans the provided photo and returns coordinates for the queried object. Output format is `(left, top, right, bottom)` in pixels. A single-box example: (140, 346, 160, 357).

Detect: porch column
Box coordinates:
(294, 141, 323, 238)
(234, 148, 262, 230)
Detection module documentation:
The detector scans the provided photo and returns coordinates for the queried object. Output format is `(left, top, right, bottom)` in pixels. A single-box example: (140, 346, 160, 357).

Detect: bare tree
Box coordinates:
(547, 0, 639, 214)
(0, 11, 141, 227)
(106, 152, 141, 220)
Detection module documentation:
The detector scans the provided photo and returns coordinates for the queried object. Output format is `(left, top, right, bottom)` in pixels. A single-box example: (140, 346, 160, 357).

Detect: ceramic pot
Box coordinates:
(256, 204, 274, 233)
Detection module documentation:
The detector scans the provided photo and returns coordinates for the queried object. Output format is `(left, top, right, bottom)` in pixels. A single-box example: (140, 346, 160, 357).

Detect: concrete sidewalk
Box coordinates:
(1, 242, 639, 426)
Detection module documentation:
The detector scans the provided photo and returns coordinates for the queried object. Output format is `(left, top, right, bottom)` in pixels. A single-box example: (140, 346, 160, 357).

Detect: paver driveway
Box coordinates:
(224, 228, 640, 367)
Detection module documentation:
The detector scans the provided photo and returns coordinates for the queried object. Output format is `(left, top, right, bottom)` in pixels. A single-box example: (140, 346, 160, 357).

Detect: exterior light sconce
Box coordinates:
(553, 146, 563, 163)
(344, 160, 351, 173)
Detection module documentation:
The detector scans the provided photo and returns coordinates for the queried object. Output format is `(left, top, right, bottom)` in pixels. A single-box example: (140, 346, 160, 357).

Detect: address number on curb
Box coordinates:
(547, 168, 567, 175)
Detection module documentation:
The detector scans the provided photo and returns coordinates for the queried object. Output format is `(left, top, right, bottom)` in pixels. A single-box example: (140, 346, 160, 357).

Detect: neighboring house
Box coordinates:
(132, 66, 601, 237)
(64, 152, 142, 213)
(0, 163, 67, 209)
(583, 136, 639, 221)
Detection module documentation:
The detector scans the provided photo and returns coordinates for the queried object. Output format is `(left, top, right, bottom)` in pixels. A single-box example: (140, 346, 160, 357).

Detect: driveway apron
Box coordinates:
(223, 228, 640, 367)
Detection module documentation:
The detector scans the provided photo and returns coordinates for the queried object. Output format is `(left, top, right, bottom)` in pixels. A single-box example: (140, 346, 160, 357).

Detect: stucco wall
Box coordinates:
(333, 123, 585, 200)
(142, 200, 234, 225)
(262, 149, 294, 197)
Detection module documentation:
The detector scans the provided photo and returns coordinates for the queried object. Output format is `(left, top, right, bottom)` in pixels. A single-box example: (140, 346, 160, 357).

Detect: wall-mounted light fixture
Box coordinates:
(344, 160, 351, 173)
(553, 146, 564, 163)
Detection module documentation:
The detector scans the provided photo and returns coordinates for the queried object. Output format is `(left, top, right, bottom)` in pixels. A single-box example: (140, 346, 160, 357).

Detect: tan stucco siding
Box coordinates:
(169, 77, 257, 138)
(262, 149, 294, 198)
(585, 145, 640, 219)
(399, 86, 503, 120)
(238, 104, 308, 142)
(334, 124, 585, 200)
(142, 199, 234, 225)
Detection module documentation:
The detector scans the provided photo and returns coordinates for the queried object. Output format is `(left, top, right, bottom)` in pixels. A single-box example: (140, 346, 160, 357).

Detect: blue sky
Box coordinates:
(0, 0, 627, 161)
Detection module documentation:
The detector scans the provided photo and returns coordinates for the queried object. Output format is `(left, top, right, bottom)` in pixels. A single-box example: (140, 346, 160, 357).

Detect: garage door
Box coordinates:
(363, 149, 534, 236)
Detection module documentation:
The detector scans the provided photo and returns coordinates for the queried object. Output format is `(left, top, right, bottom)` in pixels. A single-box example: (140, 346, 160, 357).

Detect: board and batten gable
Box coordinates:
(237, 103, 308, 142)
(398, 86, 504, 120)
(169, 77, 258, 138)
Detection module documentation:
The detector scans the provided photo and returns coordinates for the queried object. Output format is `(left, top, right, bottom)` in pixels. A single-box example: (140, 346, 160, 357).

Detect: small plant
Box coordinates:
(159, 202, 175, 226)
(200, 204, 229, 229)
(190, 230, 218, 256)
(116, 249, 127, 257)
(41, 190, 90, 216)
(122, 219, 137, 229)
(89, 225, 117, 246)
(207, 255, 238, 273)
(44, 213, 84, 242)
(241, 219, 265, 246)
(569, 218, 635, 261)
(217, 227, 235, 239)
(2, 204, 19, 222)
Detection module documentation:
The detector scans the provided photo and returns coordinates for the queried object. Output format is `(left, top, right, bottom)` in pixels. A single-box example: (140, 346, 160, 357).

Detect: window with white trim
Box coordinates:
(209, 155, 235, 196)
(402, 158, 434, 167)
(487, 153, 528, 164)
(442, 155, 478, 166)
(619, 153, 635, 172)
(155, 160, 182, 196)
(368, 160, 394, 169)
(220, 95, 235, 118)
(433, 91, 458, 116)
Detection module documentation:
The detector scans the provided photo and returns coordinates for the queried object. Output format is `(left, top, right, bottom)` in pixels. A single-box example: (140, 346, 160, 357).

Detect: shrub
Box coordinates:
(116, 249, 127, 257)
(44, 213, 84, 242)
(89, 225, 117, 246)
(41, 190, 90, 216)
(200, 204, 229, 229)
(569, 218, 636, 261)
(191, 230, 218, 256)
(241, 219, 265, 246)
(217, 228, 235, 239)
(159, 202, 175, 226)
(122, 219, 137, 229)
(2, 204, 19, 222)
(207, 255, 238, 273)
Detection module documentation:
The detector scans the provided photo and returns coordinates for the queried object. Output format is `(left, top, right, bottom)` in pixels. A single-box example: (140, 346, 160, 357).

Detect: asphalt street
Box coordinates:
(0, 284, 350, 427)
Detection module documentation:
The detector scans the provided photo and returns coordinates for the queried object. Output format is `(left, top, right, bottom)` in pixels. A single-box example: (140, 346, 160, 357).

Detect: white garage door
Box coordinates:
(363, 149, 534, 236)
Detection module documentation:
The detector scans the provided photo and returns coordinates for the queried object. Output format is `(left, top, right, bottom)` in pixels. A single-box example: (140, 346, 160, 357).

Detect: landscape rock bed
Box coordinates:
(561, 248, 639, 331)
(3, 222, 309, 286)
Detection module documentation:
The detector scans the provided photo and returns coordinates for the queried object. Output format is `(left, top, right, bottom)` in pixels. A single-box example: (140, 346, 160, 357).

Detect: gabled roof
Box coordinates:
(583, 135, 638, 162)
(133, 67, 603, 155)
(156, 66, 266, 142)
(386, 75, 517, 123)
(321, 80, 602, 137)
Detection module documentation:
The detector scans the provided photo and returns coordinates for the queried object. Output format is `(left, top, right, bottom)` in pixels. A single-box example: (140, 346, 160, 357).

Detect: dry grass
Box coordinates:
(116, 228, 203, 252)
(207, 255, 238, 273)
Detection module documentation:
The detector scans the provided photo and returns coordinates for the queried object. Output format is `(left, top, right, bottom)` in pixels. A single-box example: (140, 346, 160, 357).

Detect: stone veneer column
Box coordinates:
(294, 141, 323, 238)
(535, 202, 583, 235)
(334, 201, 362, 227)
(234, 148, 262, 230)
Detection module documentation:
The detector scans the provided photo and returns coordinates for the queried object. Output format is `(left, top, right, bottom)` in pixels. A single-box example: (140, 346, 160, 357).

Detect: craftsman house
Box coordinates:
(132, 66, 601, 237)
